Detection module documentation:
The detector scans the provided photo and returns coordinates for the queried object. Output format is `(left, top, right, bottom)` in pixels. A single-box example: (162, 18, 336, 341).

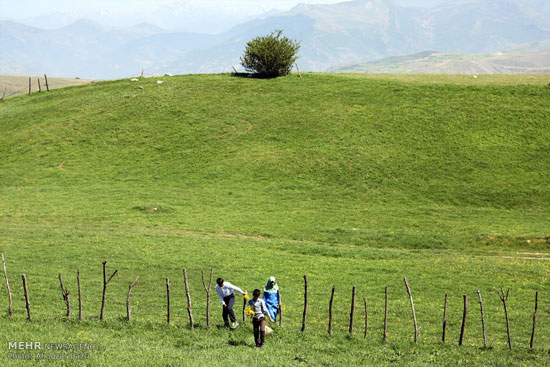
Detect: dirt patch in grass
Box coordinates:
(133, 205, 175, 213)
(478, 235, 550, 247)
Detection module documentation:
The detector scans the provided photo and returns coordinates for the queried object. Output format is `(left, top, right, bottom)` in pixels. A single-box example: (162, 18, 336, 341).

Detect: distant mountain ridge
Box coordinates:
(1, 0, 550, 78)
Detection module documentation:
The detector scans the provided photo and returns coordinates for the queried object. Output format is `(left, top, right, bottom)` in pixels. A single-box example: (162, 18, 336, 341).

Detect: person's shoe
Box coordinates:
(258, 344, 264, 348)
(230, 321, 239, 330)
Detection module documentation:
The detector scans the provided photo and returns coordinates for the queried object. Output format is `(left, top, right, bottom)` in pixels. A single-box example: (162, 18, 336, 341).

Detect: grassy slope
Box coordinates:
(1, 73, 550, 366)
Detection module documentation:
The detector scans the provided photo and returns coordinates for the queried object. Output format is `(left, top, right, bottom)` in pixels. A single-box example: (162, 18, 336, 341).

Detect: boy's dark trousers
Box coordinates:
(222, 294, 236, 326)
(253, 317, 266, 347)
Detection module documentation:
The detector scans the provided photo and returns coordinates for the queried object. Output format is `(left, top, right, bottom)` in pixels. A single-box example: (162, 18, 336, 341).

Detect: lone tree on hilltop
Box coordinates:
(240, 30, 300, 78)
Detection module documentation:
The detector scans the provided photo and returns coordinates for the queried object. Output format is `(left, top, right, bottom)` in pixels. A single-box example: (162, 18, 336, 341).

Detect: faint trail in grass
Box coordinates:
(219, 119, 253, 139)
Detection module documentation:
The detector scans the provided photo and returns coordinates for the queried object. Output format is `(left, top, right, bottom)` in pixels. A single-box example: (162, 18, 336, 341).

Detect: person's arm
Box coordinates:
(216, 286, 226, 306)
(226, 282, 245, 295)
(262, 300, 274, 322)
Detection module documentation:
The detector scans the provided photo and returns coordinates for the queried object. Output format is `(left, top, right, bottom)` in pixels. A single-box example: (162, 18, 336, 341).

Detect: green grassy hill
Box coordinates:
(1, 73, 550, 366)
(1, 73, 549, 249)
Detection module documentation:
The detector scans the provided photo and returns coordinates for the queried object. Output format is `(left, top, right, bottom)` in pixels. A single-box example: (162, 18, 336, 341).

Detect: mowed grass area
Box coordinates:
(1, 73, 550, 366)
(0, 75, 94, 98)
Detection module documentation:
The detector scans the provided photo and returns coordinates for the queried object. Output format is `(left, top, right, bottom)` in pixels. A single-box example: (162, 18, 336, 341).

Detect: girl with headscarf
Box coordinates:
(263, 276, 280, 322)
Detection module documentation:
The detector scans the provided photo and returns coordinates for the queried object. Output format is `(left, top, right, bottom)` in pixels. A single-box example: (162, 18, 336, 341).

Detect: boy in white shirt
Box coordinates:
(216, 277, 247, 329)
(247, 289, 274, 348)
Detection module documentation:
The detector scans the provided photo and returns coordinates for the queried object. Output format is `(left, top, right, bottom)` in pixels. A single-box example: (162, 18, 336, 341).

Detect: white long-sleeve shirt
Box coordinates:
(216, 282, 245, 305)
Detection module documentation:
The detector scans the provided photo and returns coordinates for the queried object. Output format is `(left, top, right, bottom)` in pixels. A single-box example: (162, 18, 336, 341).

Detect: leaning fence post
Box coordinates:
(22, 274, 31, 320)
(442, 294, 448, 343)
(100, 261, 118, 321)
(183, 268, 194, 328)
(1, 254, 12, 317)
(476, 290, 487, 348)
(530, 291, 538, 349)
(201, 269, 213, 329)
(295, 63, 302, 78)
(459, 294, 467, 346)
(349, 286, 356, 334)
(58, 273, 71, 318)
(38, 78, 42, 93)
(301, 275, 308, 332)
(497, 288, 512, 350)
(328, 285, 335, 335)
(44, 74, 50, 91)
(404, 277, 418, 343)
(126, 276, 139, 321)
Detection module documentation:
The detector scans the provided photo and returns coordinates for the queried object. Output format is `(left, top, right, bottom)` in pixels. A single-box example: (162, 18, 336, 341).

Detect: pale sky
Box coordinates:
(0, 0, 345, 19)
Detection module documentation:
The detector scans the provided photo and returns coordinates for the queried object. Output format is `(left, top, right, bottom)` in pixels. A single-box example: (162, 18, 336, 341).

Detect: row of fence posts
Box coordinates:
(27, 75, 50, 96)
(0, 255, 541, 349)
(0, 75, 52, 101)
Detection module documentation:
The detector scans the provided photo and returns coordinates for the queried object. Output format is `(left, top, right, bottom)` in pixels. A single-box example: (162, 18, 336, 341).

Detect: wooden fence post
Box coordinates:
(383, 287, 388, 342)
(58, 273, 71, 318)
(497, 288, 512, 350)
(44, 74, 50, 91)
(476, 290, 487, 348)
(442, 294, 448, 343)
(28, 77, 31, 96)
(38, 78, 42, 93)
(328, 285, 335, 335)
(22, 274, 31, 320)
(404, 277, 418, 343)
(295, 63, 302, 78)
(1, 254, 12, 317)
(183, 268, 194, 328)
(100, 261, 118, 321)
(459, 295, 467, 346)
(530, 291, 538, 349)
(364, 297, 368, 339)
(77, 270, 82, 320)
(349, 286, 356, 334)
(242, 296, 247, 323)
(201, 269, 213, 329)
(277, 289, 283, 327)
(301, 275, 308, 332)
(126, 276, 139, 321)
(166, 278, 171, 324)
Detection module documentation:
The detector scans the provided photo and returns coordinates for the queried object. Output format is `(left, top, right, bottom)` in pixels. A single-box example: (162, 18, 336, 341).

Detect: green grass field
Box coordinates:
(1, 73, 550, 366)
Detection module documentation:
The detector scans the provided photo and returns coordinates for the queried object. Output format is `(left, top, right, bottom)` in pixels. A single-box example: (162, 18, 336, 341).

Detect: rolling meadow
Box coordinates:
(1, 73, 550, 366)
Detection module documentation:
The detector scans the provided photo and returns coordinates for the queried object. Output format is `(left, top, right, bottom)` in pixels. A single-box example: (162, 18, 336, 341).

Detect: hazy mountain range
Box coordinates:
(2, 0, 550, 78)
